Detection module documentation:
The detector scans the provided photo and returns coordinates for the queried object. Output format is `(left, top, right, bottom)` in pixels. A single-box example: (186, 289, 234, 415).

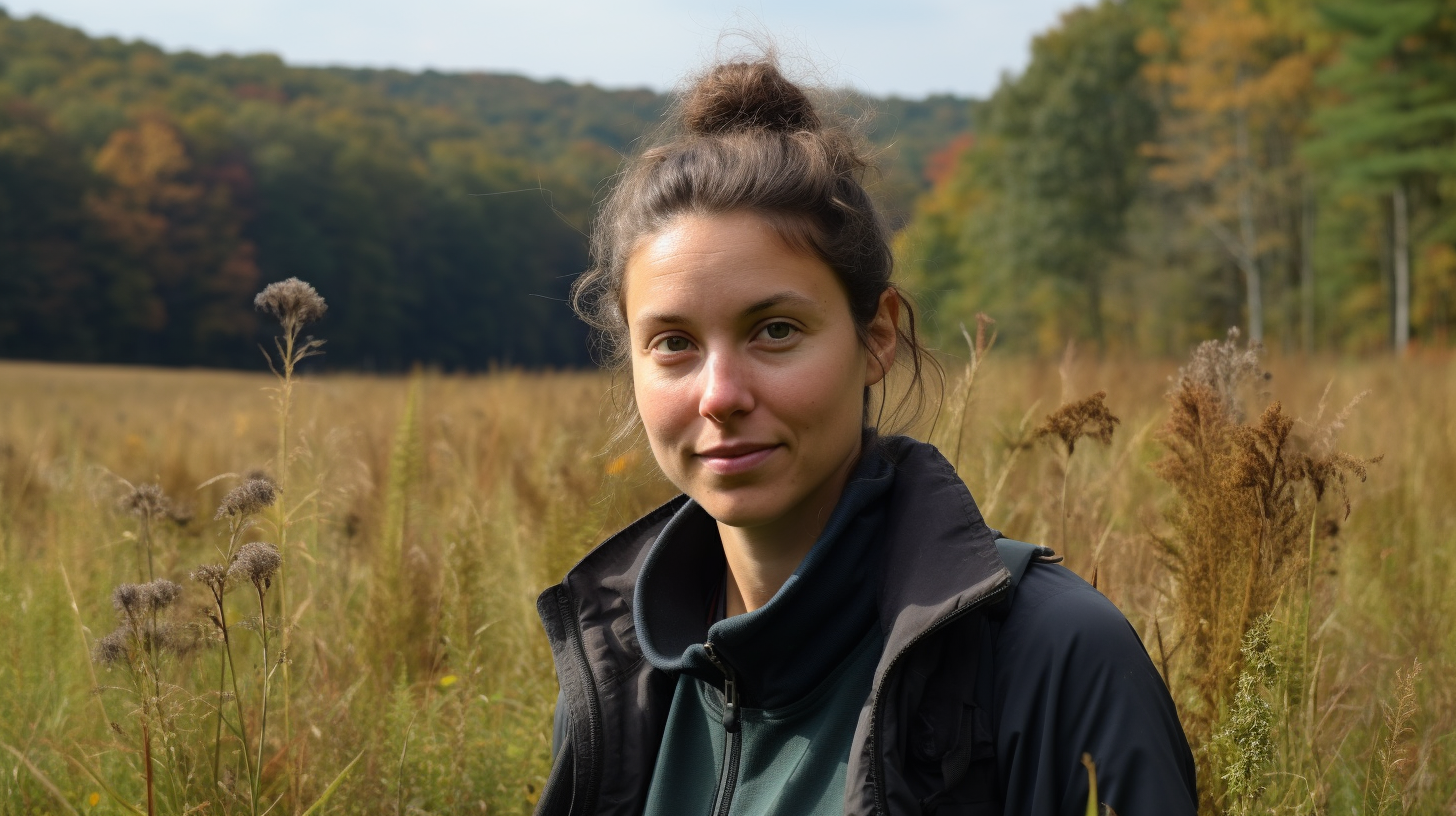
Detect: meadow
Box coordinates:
(0, 329, 1451, 814)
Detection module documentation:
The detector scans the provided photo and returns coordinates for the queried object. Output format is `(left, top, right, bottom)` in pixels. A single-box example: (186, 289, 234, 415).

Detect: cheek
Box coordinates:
(632, 363, 696, 450)
(760, 346, 867, 432)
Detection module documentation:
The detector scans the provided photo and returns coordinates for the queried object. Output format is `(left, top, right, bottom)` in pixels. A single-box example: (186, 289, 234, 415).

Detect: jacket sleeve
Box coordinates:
(991, 565, 1197, 816)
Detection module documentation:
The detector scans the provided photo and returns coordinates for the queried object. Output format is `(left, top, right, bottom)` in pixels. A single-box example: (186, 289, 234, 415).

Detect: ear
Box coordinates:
(863, 288, 900, 387)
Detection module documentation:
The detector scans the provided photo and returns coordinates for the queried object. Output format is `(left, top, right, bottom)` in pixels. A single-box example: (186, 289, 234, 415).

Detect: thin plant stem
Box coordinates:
(142, 512, 155, 583)
(141, 717, 155, 816)
(253, 584, 271, 815)
(210, 591, 228, 796)
(276, 322, 296, 807)
(1059, 452, 1071, 554)
(221, 605, 256, 809)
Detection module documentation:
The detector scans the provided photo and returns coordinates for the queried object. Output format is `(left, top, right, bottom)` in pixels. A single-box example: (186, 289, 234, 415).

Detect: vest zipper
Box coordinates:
(867, 578, 1010, 816)
(703, 641, 741, 816)
(555, 586, 603, 816)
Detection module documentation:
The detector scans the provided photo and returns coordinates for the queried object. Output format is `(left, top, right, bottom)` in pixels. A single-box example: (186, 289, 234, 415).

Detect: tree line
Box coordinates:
(898, 0, 1456, 355)
(0, 9, 972, 369)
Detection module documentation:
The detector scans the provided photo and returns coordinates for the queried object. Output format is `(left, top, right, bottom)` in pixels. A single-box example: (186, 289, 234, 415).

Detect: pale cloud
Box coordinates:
(1, 0, 1085, 98)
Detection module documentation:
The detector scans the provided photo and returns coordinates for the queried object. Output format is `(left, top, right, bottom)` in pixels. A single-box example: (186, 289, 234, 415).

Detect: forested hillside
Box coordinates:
(898, 0, 1456, 355)
(0, 9, 974, 369)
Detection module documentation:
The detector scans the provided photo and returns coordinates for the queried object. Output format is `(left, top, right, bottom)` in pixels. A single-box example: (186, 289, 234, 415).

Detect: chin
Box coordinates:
(692, 488, 786, 530)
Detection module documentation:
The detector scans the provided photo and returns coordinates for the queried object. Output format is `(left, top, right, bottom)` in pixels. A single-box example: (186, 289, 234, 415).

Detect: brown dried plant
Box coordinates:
(1371, 659, 1423, 816)
(1036, 391, 1120, 554)
(1154, 331, 1376, 811)
(947, 313, 997, 473)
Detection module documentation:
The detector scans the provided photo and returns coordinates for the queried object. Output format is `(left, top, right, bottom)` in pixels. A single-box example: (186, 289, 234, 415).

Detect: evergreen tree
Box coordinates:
(1306, 0, 1456, 353)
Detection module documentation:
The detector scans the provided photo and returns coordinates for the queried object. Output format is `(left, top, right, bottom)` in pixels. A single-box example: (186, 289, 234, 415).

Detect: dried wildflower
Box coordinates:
(230, 542, 281, 590)
(191, 564, 229, 594)
(112, 583, 145, 616)
(1174, 327, 1267, 421)
(121, 483, 171, 519)
(255, 277, 327, 328)
(1035, 391, 1120, 456)
(143, 579, 182, 612)
(93, 628, 130, 665)
(166, 502, 195, 526)
(215, 477, 278, 520)
(1373, 658, 1423, 816)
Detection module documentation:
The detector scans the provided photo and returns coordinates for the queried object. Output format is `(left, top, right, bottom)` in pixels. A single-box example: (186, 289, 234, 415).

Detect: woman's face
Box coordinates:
(624, 211, 897, 532)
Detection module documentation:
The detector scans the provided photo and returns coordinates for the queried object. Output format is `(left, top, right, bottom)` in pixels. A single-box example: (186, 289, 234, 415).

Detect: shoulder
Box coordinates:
(992, 562, 1161, 699)
(988, 561, 1198, 814)
(997, 562, 1142, 656)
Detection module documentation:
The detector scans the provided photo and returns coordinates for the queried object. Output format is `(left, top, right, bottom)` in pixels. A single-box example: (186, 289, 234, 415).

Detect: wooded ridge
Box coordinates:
(0, 9, 973, 369)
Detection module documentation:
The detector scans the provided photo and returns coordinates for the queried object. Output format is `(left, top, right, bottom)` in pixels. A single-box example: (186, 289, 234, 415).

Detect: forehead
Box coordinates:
(623, 211, 844, 322)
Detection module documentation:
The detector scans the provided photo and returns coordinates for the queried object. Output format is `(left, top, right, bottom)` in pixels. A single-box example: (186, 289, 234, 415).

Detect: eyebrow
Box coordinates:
(639, 291, 820, 326)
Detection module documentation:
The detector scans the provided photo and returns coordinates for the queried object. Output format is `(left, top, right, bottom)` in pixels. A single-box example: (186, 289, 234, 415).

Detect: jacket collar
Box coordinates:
(553, 434, 1009, 679)
(631, 438, 895, 709)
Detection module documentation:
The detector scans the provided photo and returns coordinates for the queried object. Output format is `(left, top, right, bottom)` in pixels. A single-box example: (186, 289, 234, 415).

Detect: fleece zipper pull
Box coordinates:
(703, 642, 740, 733)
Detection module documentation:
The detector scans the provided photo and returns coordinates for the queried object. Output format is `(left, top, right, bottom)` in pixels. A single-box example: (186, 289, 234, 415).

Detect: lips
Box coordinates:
(695, 442, 780, 476)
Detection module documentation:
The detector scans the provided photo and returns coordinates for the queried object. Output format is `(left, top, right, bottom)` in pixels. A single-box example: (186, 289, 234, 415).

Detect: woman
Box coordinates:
(537, 58, 1196, 816)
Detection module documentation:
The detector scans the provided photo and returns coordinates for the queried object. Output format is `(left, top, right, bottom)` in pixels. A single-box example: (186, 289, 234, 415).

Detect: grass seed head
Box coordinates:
(1035, 390, 1120, 457)
(121, 483, 170, 519)
(215, 477, 278, 520)
(230, 541, 281, 590)
(1175, 327, 1267, 421)
(255, 277, 327, 328)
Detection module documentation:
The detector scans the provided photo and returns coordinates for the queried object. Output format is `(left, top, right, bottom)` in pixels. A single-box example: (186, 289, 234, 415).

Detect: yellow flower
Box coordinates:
(88, 792, 101, 808)
(438, 674, 458, 688)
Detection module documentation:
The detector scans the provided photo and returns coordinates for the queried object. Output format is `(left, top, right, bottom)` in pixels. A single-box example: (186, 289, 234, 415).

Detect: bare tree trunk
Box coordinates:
(1301, 182, 1315, 354)
(1236, 106, 1263, 345)
(1393, 183, 1410, 355)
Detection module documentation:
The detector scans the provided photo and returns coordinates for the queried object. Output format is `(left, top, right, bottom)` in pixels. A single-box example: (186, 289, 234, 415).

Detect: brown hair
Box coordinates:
(572, 57, 935, 430)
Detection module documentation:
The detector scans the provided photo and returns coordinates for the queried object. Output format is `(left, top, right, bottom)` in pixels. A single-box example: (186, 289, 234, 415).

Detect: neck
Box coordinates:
(719, 438, 863, 616)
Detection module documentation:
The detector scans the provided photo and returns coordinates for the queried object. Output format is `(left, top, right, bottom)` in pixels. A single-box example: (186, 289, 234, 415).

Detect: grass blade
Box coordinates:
(298, 751, 364, 816)
(0, 741, 81, 816)
(60, 747, 146, 815)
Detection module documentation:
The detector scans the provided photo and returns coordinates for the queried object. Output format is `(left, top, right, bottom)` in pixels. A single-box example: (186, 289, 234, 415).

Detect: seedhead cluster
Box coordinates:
(93, 579, 188, 667)
(254, 277, 327, 333)
(215, 477, 278, 520)
(230, 542, 281, 591)
(122, 483, 171, 520)
(1035, 390, 1120, 456)
(1175, 327, 1268, 421)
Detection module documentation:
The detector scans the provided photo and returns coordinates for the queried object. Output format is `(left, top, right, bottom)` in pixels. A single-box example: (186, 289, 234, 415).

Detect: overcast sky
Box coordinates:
(2, 0, 1086, 99)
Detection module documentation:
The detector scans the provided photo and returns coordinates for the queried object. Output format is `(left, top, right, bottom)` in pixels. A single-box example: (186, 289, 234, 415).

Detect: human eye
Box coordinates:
(757, 321, 800, 343)
(651, 334, 695, 355)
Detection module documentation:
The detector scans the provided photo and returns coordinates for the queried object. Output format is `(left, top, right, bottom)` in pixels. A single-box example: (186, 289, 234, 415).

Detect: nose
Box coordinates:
(698, 350, 755, 423)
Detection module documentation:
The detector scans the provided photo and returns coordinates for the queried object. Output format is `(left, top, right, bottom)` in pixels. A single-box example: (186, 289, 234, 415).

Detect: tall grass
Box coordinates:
(0, 333, 1451, 812)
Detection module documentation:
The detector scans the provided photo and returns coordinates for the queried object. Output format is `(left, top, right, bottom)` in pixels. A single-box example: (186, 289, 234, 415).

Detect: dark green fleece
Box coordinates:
(634, 441, 894, 816)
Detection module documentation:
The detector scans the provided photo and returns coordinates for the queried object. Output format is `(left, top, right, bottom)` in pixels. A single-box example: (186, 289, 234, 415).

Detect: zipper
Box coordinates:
(867, 578, 1010, 816)
(555, 586, 603, 816)
(703, 641, 742, 816)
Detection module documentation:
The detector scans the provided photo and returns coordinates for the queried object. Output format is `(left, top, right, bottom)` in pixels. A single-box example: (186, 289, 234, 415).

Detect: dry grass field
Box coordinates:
(0, 342, 1451, 814)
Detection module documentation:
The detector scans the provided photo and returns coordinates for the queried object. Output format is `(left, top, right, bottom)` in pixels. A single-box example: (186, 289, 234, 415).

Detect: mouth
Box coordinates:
(695, 443, 780, 476)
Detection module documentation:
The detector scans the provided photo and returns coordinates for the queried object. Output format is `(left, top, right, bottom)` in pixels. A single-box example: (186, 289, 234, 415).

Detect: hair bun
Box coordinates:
(682, 61, 821, 135)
